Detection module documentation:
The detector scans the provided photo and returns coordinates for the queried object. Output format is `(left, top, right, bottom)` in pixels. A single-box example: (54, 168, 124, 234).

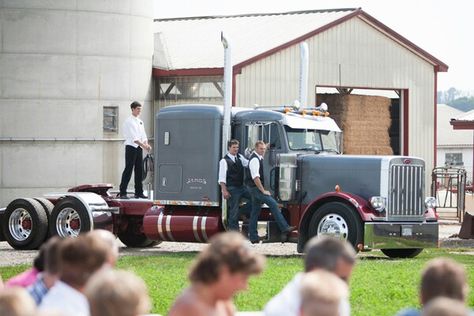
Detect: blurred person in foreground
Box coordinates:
(264, 236, 356, 316)
(86, 229, 120, 267)
(168, 232, 265, 316)
(396, 258, 471, 316)
(0, 287, 36, 316)
(39, 235, 109, 316)
(27, 236, 62, 305)
(85, 269, 150, 316)
(299, 270, 349, 316)
(421, 297, 469, 316)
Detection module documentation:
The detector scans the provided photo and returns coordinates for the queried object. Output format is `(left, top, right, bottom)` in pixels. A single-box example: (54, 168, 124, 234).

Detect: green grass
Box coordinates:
(1, 249, 473, 315)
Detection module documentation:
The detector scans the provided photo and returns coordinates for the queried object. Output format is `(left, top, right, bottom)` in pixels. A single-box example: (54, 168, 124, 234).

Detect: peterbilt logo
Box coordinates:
(403, 159, 412, 164)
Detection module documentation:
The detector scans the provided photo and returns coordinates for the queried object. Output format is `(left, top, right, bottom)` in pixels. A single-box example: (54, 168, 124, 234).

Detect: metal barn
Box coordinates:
(153, 8, 448, 185)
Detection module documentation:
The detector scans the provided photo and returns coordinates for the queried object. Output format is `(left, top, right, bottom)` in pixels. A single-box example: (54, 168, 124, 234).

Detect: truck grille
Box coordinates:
(387, 164, 424, 220)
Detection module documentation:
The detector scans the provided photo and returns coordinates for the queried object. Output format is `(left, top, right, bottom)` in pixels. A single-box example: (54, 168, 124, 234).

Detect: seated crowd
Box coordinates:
(0, 231, 471, 316)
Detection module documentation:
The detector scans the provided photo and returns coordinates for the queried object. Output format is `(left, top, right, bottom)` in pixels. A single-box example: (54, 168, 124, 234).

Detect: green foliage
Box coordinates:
(1, 249, 473, 315)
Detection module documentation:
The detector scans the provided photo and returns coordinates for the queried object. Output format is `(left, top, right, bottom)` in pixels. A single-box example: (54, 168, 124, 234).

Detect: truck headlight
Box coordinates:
(424, 197, 437, 209)
(370, 196, 386, 212)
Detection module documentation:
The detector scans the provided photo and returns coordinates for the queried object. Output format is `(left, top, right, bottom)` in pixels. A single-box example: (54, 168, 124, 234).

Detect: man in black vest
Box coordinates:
(246, 141, 296, 243)
(218, 139, 251, 231)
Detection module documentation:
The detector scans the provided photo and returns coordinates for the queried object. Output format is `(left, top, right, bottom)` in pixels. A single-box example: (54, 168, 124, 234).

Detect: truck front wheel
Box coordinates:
(2, 198, 48, 250)
(308, 202, 363, 250)
(118, 218, 159, 248)
(381, 248, 423, 258)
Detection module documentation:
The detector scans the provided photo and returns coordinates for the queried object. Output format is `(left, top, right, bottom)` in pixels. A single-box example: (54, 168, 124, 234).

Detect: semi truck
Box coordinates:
(0, 35, 438, 258)
(0, 102, 438, 258)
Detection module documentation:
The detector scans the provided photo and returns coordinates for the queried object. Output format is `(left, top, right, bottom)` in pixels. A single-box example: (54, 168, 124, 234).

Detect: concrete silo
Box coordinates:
(0, 1, 154, 204)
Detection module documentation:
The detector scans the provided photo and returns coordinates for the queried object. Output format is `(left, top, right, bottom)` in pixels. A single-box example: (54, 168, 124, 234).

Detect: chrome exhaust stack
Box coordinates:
(220, 32, 232, 229)
(299, 42, 309, 109)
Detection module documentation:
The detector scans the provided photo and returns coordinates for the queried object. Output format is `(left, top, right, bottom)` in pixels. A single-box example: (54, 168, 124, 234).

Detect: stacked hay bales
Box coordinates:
(317, 93, 394, 155)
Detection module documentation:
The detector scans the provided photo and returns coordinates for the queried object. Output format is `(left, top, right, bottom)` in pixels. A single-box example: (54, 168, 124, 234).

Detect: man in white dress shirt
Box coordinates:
(119, 101, 152, 199)
(264, 236, 355, 316)
(39, 235, 109, 316)
(218, 139, 251, 231)
(245, 140, 295, 243)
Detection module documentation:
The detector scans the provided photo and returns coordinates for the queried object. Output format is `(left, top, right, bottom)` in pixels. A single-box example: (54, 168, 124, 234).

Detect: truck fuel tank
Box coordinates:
(143, 206, 223, 242)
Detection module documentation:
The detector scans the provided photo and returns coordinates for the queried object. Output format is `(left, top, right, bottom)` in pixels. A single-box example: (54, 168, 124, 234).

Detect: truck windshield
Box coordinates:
(284, 126, 341, 153)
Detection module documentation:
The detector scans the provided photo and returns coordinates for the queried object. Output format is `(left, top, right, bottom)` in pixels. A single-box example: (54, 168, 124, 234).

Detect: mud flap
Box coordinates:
(459, 212, 474, 239)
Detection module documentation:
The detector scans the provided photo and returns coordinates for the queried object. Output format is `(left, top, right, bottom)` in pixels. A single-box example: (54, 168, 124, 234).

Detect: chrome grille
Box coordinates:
(388, 164, 424, 219)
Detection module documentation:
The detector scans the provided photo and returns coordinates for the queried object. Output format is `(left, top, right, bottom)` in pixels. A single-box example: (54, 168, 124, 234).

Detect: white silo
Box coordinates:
(0, 1, 154, 204)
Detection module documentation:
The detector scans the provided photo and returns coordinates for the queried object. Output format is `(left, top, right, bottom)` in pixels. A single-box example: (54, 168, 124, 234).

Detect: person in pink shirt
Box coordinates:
(6, 243, 46, 288)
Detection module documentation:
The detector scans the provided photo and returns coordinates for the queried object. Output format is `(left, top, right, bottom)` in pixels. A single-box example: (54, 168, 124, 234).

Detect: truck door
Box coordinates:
(243, 121, 285, 195)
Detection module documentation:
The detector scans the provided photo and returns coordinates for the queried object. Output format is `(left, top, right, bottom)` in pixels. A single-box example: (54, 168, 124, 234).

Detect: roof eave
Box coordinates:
(450, 120, 474, 130)
(153, 8, 449, 74)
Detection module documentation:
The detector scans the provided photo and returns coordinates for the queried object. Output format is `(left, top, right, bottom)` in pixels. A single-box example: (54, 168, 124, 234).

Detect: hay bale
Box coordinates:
(317, 93, 395, 155)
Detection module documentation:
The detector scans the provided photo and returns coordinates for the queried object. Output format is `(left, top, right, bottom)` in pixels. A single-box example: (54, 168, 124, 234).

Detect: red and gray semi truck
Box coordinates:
(0, 102, 438, 258)
(0, 35, 438, 258)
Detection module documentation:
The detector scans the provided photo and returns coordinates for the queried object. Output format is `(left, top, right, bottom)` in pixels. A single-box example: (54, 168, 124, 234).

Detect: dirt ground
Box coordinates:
(0, 223, 472, 267)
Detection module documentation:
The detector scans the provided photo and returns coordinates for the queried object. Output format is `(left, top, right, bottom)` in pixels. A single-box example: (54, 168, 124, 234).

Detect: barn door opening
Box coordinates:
(315, 86, 403, 156)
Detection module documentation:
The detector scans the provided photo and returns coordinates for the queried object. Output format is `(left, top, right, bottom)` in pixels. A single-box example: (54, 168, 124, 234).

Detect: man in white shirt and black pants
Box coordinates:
(246, 140, 296, 243)
(218, 139, 251, 231)
(119, 101, 151, 199)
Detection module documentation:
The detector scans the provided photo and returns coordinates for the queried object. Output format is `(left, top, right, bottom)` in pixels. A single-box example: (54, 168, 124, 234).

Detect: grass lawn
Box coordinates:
(1, 248, 473, 315)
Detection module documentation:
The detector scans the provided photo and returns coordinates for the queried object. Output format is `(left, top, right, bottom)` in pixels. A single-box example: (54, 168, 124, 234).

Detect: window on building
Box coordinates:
(103, 106, 118, 132)
(445, 153, 463, 166)
(155, 76, 223, 109)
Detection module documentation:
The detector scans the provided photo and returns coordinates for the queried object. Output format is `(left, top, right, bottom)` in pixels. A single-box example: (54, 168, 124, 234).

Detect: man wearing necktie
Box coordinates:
(218, 139, 251, 231)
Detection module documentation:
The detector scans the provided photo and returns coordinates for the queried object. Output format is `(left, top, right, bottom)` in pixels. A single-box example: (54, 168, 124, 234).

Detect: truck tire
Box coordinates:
(381, 248, 423, 258)
(2, 198, 48, 250)
(118, 218, 159, 248)
(308, 201, 363, 250)
(49, 197, 92, 238)
(33, 197, 54, 219)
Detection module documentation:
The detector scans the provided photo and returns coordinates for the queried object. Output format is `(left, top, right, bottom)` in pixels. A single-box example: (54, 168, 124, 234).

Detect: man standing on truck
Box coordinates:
(119, 101, 151, 199)
(246, 141, 295, 243)
(218, 139, 251, 231)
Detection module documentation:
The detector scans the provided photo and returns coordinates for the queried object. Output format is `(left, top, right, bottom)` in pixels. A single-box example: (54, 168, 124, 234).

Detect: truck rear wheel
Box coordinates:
(381, 248, 423, 258)
(118, 218, 159, 248)
(49, 197, 92, 238)
(308, 201, 363, 250)
(33, 198, 54, 219)
(2, 198, 48, 250)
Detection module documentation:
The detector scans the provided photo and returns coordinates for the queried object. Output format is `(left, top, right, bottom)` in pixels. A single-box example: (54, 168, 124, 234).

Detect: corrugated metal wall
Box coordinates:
(235, 16, 436, 185)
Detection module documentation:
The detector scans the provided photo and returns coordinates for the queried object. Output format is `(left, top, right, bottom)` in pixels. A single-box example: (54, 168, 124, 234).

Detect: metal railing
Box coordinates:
(431, 167, 466, 222)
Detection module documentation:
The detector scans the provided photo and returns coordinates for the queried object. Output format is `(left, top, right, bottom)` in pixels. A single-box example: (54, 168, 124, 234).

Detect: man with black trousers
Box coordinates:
(119, 101, 151, 199)
(246, 140, 296, 243)
(218, 139, 251, 231)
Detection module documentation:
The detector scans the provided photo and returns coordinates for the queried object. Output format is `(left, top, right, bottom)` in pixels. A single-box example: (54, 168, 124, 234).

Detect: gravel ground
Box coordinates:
(0, 224, 472, 267)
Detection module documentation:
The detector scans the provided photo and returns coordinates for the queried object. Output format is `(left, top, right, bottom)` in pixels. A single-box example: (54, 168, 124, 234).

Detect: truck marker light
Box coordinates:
(324, 112, 330, 117)
(312, 110, 320, 116)
(284, 107, 291, 114)
(335, 185, 341, 192)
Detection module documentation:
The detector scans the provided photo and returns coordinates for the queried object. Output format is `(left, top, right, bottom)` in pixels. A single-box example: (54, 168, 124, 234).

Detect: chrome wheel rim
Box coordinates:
(317, 213, 348, 240)
(56, 207, 81, 237)
(8, 208, 32, 241)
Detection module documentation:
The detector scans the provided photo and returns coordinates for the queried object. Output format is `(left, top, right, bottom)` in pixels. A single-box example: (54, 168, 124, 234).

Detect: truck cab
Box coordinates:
(153, 104, 438, 258)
